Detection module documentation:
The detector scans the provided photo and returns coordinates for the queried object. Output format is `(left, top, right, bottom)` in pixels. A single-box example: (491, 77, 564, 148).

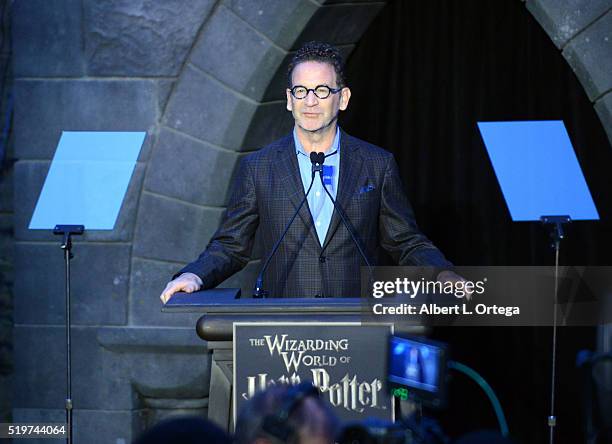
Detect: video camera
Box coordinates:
(337, 335, 510, 444)
(337, 335, 449, 444)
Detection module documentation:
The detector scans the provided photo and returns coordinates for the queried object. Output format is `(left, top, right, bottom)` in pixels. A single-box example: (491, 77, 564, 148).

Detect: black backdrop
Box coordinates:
(340, 0, 610, 442)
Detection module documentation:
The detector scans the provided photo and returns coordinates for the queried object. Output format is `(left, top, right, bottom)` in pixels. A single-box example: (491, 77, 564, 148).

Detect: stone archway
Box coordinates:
(527, 0, 612, 142)
(130, 1, 612, 306)
(130, 0, 388, 303)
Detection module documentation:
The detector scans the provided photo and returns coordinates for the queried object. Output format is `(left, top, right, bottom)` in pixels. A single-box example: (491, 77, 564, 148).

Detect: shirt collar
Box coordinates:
(294, 127, 341, 157)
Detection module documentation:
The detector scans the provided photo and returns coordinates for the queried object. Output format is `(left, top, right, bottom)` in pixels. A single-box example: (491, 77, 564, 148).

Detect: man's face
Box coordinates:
(286, 61, 351, 134)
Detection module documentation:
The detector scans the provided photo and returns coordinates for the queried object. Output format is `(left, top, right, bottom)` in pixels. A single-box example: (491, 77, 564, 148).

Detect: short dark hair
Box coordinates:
(287, 41, 346, 88)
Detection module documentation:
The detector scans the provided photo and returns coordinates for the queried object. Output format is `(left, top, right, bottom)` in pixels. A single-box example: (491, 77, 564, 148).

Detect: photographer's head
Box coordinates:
(234, 382, 339, 444)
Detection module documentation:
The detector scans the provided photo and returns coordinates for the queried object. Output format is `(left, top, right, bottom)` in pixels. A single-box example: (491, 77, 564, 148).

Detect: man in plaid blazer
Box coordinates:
(160, 42, 454, 302)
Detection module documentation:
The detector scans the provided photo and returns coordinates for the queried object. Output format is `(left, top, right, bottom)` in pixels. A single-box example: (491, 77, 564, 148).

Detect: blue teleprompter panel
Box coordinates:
(477, 120, 599, 222)
(29, 131, 145, 230)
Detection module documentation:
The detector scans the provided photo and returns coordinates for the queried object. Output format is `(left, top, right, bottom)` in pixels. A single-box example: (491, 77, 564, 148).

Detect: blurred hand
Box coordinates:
(436, 270, 473, 301)
(159, 273, 203, 304)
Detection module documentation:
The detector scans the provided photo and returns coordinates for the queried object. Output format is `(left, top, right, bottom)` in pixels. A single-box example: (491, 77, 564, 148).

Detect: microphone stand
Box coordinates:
(314, 155, 374, 291)
(253, 173, 316, 298)
(318, 173, 373, 272)
(540, 215, 570, 444)
(53, 224, 84, 444)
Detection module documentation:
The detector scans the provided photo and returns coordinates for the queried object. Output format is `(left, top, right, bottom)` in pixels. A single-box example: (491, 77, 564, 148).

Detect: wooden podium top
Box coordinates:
(162, 289, 377, 340)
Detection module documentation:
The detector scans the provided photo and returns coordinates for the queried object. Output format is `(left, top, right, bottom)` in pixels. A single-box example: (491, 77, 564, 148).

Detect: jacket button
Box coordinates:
(319, 256, 326, 263)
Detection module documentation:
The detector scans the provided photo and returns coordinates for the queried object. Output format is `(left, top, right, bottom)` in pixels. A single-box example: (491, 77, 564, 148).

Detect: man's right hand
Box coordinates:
(160, 273, 203, 304)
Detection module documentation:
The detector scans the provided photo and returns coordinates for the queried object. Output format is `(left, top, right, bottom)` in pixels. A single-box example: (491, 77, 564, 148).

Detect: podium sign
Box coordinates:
(233, 322, 394, 423)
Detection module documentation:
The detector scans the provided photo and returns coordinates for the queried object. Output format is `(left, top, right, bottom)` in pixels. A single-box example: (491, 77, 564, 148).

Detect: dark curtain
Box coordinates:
(340, 0, 609, 442)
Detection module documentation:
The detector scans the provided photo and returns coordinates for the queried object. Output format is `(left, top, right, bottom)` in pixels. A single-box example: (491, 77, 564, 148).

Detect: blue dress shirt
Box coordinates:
(293, 128, 340, 246)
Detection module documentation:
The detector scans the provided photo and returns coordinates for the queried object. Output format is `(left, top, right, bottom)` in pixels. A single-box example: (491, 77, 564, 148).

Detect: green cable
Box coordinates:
(448, 360, 510, 437)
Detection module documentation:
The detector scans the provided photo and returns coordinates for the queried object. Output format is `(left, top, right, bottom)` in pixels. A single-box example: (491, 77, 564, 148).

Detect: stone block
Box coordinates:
(13, 160, 144, 242)
(158, 80, 176, 116)
(14, 80, 157, 160)
(243, 102, 295, 150)
(14, 242, 130, 326)
(74, 409, 144, 444)
(12, 408, 65, 422)
(73, 330, 135, 410)
(191, 5, 286, 101)
(262, 52, 293, 102)
(13, 161, 49, 242)
(594, 91, 612, 146)
(293, 3, 385, 49)
(526, 0, 612, 48)
(14, 326, 137, 411)
(128, 361, 209, 403)
(83, 0, 215, 76)
(224, 0, 317, 50)
(145, 128, 239, 207)
(163, 65, 258, 151)
(129, 258, 203, 327)
(132, 192, 224, 263)
(140, 399, 208, 430)
(96, 326, 211, 398)
(12, 0, 85, 77)
(0, 167, 12, 212)
(562, 10, 612, 101)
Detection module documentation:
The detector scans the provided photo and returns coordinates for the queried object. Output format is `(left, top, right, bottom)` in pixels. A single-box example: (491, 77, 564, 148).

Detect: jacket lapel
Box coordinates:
(322, 131, 363, 249)
(274, 137, 322, 249)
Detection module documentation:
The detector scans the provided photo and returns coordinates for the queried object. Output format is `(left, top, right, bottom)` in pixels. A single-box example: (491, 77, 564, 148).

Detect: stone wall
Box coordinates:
(0, 0, 13, 424)
(8, 0, 612, 442)
(11, 1, 220, 442)
(10, 1, 387, 442)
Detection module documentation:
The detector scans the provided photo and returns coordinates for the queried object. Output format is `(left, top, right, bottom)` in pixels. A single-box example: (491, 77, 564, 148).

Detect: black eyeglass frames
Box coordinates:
(289, 85, 343, 99)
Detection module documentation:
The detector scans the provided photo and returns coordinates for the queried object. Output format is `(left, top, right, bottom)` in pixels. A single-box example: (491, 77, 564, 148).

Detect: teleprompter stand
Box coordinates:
(540, 215, 571, 444)
(28, 131, 145, 443)
(53, 224, 84, 444)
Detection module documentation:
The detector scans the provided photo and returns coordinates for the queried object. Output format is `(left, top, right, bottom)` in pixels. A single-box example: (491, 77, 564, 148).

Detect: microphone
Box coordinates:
(310, 151, 325, 176)
(252, 155, 320, 298)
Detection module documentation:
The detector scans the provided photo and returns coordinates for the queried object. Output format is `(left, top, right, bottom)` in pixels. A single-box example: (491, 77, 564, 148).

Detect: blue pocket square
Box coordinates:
(358, 184, 376, 194)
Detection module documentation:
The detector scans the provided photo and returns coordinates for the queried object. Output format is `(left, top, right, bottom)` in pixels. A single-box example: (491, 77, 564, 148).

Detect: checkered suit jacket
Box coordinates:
(178, 130, 452, 298)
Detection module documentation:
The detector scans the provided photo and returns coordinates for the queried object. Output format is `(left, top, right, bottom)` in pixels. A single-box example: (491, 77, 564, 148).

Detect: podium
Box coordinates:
(163, 292, 426, 430)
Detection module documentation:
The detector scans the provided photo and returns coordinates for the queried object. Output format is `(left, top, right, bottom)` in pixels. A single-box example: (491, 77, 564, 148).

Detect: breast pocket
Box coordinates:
(351, 184, 379, 210)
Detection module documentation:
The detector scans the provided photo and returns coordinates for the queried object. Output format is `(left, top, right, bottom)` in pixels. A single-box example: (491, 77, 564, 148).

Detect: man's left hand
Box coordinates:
(436, 270, 473, 301)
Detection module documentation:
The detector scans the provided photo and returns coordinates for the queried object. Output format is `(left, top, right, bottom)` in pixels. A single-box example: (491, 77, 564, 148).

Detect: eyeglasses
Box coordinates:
(289, 85, 343, 100)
